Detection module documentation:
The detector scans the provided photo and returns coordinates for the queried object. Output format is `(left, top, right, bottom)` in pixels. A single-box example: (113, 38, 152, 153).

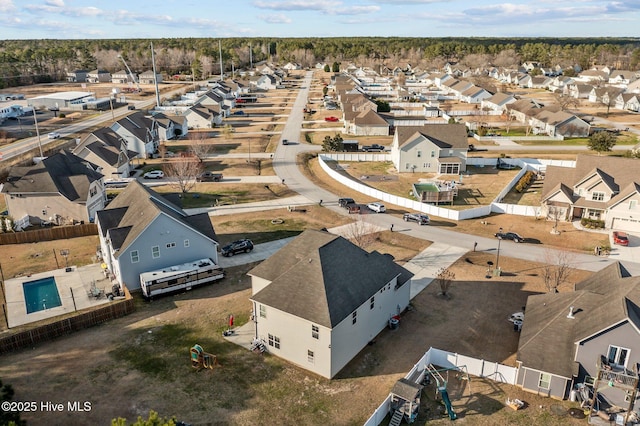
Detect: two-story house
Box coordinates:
(96, 180, 219, 291)
(1, 150, 105, 226)
(248, 230, 413, 379)
(86, 69, 111, 83)
(541, 155, 640, 232)
(72, 128, 137, 180)
(110, 111, 159, 158)
(390, 124, 469, 174)
(516, 262, 640, 412)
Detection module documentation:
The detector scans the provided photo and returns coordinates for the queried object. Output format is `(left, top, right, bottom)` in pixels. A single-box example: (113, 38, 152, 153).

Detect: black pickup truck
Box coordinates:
(361, 144, 385, 152)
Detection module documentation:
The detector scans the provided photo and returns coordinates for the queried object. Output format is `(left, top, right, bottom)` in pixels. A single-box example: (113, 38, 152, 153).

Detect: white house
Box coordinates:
(96, 181, 219, 291)
(110, 111, 160, 158)
(390, 124, 469, 174)
(249, 230, 413, 379)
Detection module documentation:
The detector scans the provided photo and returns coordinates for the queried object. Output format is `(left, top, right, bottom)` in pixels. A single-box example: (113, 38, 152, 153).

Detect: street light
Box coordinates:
(495, 227, 503, 276)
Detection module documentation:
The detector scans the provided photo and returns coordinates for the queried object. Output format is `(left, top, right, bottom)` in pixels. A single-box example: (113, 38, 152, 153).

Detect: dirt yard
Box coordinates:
(0, 238, 592, 426)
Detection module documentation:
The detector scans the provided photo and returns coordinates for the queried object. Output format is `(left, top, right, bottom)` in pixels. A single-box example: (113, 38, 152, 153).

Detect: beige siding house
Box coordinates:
(391, 124, 469, 174)
(249, 230, 413, 379)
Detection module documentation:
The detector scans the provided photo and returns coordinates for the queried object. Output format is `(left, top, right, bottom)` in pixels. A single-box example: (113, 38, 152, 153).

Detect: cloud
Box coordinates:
(261, 13, 292, 23)
(45, 0, 64, 7)
(370, 0, 445, 3)
(0, 0, 17, 13)
(252, 0, 378, 15)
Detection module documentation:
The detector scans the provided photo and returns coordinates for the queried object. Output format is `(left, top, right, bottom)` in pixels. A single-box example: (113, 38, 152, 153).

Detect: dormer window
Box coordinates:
(592, 192, 605, 201)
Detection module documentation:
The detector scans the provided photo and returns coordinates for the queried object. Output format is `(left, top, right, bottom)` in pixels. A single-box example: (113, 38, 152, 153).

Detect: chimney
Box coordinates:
(567, 306, 575, 319)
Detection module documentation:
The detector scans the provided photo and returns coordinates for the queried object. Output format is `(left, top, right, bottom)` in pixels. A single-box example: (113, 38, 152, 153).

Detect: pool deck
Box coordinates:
(3, 263, 115, 328)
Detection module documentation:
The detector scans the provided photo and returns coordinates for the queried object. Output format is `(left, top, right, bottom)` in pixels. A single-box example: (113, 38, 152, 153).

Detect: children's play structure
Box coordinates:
(190, 344, 220, 371)
(425, 363, 472, 421)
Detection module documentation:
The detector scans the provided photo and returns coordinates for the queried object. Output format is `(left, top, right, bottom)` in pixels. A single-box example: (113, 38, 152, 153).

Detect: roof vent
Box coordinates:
(567, 306, 575, 319)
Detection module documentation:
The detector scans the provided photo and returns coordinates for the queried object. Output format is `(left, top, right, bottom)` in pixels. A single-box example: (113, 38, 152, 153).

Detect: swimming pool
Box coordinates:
(23, 277, 62, 314)
(414, 182, 440, 193)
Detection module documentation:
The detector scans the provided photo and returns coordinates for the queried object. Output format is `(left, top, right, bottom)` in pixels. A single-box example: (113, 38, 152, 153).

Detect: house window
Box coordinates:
(166, 242, 176, 249)
(592, 192, 605, 201)
(370, 296, 375, 310)
(308, 350, 314, 364)
(130, 250, 139, 263)
(312, 324, 319, 339)
(417, 150, 422, 157)
(538, 373, 551, 390)
(352, 311, 357, 325)
(629, 200, 637, 210)
(151, 246, 160, 258)
(405, 163, 410, 170)
(268, 334, 280, 349)
(608, 345, 630, 368)
(259, 305, 266, 318)
(430, 151, 435, 157)
(90, 187, 97, 197)
(184, 239, 190, 247)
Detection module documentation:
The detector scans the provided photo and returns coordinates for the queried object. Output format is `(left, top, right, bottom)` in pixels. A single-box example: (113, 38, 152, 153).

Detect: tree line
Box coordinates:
(1, 37, 639, 89)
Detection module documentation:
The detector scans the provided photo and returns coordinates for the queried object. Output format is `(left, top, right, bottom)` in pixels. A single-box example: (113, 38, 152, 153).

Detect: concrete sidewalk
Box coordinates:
(184, 194, 313, 216)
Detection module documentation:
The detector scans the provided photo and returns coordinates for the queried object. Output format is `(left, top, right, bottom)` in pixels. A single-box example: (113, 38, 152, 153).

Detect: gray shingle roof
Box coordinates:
(249, 230, 413, 328)
(518, 262, 640, 378)
(2, 150, 103, 202)
(396, 124, 468, 150)
(96, 180, 217, 256)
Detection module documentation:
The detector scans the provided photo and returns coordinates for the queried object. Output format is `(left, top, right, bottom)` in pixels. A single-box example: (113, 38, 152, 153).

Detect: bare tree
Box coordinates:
(541, 249, 575, 293)
(343, 218, 379, 249)
(554, 93, 579, 111)
(164, 158, 201, 194)
(188, 131, 213, 163)
(435, 267, 455, 298)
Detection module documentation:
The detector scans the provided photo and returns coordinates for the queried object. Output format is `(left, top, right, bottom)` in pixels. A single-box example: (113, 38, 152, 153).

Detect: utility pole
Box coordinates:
(218, 39, 224, 81)
(249, 43, 253, 70)
(151, 42, 161, 108)
(31, 107, 44, 158)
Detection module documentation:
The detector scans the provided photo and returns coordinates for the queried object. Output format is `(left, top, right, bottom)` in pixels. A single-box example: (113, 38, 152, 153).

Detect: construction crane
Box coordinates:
(117, 54, 141, 93)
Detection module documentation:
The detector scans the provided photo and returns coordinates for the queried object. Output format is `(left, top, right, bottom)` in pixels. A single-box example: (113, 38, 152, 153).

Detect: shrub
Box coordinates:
(58, 112, 66, 118)
(515, 171, 536, 193)
(580, 218, 605, 228)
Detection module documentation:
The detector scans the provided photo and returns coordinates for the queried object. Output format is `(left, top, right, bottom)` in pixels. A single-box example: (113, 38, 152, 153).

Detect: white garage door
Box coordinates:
(611, 217, 640, 233)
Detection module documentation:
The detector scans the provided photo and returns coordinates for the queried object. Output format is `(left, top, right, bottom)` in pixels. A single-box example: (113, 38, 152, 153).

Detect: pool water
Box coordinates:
(414, 183, 440, 193)
(23, 277, 62, 314)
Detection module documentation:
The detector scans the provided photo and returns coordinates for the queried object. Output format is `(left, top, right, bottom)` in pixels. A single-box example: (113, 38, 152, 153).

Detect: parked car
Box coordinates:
(367, 202, 386, 213)
(362, 144, 385, 152)
(325, 116, 339, 122)
(233, 110, 245, 115)
(282, 139, 289, 145)
(47, 131, 61, 139)
(127, 104, 136, 110)
(403, 213, 430, 225)
(235, 99, 247, 103)
(143, 170, 165, 179)
(221, 239, 254, 257)
(495, 232, 525, 243)
(196, 171, 223, 182)
(613, 231, 629, 246)
(338, 198, 356, 208)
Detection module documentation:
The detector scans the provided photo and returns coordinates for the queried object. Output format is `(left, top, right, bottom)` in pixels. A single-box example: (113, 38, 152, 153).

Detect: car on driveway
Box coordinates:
(403, 213, 430, 225)
(495, 231, 525, 243)
(221, 239, 254, 257)
(143, 170, 165, 179)
(367, 202, 386, 213)
(325, 116, 339, 122)
(613, 231, 629, 246)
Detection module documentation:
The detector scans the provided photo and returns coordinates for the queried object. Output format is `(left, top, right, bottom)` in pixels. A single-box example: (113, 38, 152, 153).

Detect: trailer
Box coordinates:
(140, 258, 225, 298)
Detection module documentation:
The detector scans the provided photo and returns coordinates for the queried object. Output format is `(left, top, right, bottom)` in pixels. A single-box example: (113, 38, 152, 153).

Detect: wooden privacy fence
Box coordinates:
(0, 297, 135, 354)
(0, 223, 98, 245)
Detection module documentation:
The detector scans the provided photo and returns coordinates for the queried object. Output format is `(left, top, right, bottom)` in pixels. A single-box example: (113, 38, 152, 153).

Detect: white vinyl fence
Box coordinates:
(363, 347, 518, 426)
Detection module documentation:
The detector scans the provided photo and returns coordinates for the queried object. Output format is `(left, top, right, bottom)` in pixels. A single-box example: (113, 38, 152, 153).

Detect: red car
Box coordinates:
(613, 231, 629, 246)
(325, 116, 339, 122)
(235, 99, 246, 103)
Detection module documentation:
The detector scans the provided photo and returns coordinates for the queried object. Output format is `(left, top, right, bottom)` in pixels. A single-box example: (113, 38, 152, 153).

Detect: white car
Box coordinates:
(48, 132, 61, 139)
(367, 202, 386, 213)
(143, 170, 165, 179)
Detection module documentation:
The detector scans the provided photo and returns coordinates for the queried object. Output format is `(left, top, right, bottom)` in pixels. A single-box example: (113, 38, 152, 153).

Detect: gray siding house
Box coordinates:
(390, 124, 469, 174)
(1, 150, 105, 226)
(73, 127, 137, 180)
(249, 230, 413, 379)
(516, 262, 640, 409)
(110, 111, 159, 158)
(96, 181, 219, 291)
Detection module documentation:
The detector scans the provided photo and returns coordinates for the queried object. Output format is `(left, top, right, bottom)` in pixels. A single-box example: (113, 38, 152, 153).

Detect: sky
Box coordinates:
(0, 0, 639, 40)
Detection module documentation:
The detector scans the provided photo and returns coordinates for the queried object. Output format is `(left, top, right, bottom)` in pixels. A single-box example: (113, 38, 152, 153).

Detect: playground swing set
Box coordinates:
(424, 363, 472, 421)
(190, 344, 221, 371)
